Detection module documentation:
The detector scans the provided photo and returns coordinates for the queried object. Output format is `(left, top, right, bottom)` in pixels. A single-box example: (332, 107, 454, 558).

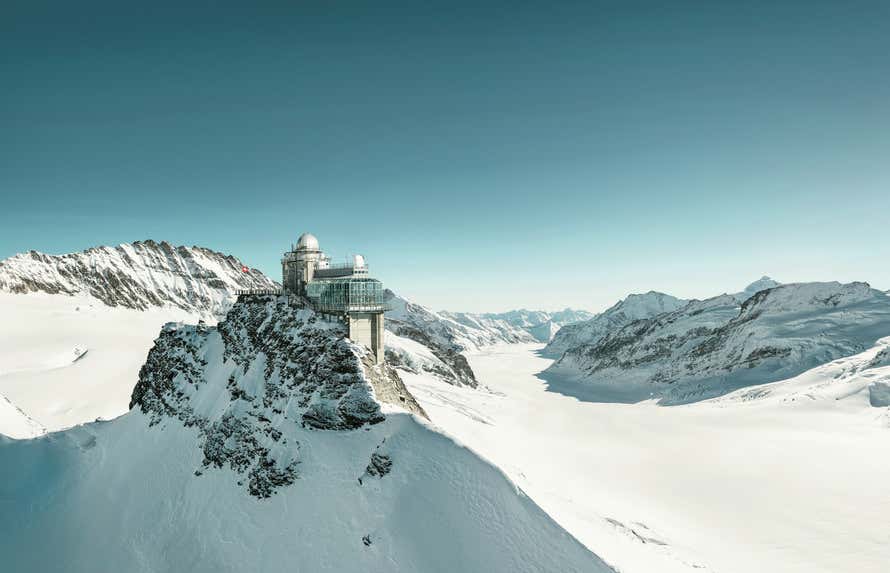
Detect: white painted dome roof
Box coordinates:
(296, 233, 319, 250)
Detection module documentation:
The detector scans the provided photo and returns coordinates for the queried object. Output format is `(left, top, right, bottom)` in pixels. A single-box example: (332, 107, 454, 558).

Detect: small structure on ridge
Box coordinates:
(281, 233, 385, 363)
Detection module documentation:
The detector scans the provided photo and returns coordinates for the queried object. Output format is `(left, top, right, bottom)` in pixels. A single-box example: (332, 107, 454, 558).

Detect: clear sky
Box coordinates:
(2, 1, 889, 313)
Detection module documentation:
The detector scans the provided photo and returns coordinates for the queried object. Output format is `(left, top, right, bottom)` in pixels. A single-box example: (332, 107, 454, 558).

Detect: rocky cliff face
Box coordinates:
(384, 291, 498, 388)
(131, 294, 424, 497)
(548, 282, 890, 404)
(0, 240, 277, 317)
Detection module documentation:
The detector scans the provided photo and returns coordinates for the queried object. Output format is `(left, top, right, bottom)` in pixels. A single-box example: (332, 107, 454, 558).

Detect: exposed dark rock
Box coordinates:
(365, 452, 392, 478)
(385, 320, 478, 387)
(130, 295, 390, 497)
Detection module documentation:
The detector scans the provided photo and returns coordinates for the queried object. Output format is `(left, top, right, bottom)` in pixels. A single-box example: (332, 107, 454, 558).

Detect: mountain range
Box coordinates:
(2, 240, 890, 573)
(545, 279, 890, 404)
(0, 240, 276, 317)
(0, 242, 592, 433)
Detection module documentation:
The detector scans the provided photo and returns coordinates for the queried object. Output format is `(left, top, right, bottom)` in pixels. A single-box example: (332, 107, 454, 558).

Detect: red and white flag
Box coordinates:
(241, 266, 249, 273)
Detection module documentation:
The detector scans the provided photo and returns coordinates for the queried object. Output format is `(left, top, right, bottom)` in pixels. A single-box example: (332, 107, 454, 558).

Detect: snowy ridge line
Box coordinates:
(0, 240, 278, 317)
(544, 277, 782, 359)
(547, 280, 890, 404)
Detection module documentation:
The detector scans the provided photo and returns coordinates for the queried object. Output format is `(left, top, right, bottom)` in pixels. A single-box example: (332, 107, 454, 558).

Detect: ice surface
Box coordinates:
(403, 343, 890, 573)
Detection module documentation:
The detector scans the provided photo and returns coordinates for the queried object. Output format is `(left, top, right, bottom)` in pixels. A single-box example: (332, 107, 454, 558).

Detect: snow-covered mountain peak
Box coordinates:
(544, 290, 687, 357)
(0, 240, 278, 317)
(736, 275, 782, 301)
(739, 281, 878, 318)
(743, 275, 780, 293)
(615, 291, 686, 317)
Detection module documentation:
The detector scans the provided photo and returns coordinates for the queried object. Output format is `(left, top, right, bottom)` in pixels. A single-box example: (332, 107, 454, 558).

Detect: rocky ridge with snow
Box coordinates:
(131, 294, 424, 496)
(548, 281, 890, 404)
(0, 294, 613, 573)
(0, 240, 277, 318)
(545, 291, 688, 358)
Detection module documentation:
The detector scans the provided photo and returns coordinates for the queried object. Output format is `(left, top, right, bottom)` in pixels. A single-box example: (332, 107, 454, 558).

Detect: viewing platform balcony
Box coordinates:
(235, 289, 283, 296)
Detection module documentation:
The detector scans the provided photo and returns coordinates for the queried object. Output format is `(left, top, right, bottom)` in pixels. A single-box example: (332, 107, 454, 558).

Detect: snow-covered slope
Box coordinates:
(401, 342, 890, 573)
(544, 291, 688, 358)
(0, 292, 207, 433)
(0, 240, 277, 317)
(0, 241, 279, 434)
(385, 291, 521, 388)
(547, 282, 890, 404)
(711, 335, 890, 411)
(0, 295, 612, 573)
(0, 393, 45, 439)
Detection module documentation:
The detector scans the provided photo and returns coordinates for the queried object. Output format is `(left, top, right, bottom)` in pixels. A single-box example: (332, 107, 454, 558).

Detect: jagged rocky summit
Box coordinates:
(0, 294, 613, 573)
(0, 240, 277, 317)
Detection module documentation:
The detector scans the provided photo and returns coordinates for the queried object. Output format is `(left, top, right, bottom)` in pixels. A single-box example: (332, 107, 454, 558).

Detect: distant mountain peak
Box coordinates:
(742, 276, 780, 295)
(544, 291, 687, 357)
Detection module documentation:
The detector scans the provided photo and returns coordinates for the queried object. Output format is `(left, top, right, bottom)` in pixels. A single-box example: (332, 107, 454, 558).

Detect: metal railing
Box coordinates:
(311, 302, 388, 313)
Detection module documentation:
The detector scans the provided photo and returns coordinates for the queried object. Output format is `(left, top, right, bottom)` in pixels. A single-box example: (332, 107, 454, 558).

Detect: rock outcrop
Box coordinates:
(131, 294, 417, 497)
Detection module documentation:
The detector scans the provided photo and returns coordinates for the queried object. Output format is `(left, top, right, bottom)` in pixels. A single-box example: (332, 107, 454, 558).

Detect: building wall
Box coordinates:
(348, 312, 384, 363)
(372, 312, 384, 362)
(282, 255, 318, 295)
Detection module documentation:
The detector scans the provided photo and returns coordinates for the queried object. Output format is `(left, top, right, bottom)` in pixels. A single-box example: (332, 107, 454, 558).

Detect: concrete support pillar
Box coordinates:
(348, 311, 385, 364)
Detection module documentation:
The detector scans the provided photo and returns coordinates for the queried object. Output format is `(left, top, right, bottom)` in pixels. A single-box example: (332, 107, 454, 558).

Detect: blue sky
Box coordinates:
(2, 1, 889, 312)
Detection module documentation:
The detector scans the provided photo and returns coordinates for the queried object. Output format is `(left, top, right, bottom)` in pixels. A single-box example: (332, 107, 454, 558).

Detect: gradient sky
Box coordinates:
(2, 1, 889, 312)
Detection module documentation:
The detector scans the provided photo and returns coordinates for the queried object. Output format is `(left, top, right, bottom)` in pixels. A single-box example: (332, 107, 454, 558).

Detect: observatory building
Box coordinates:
(282, 233, 386, 363)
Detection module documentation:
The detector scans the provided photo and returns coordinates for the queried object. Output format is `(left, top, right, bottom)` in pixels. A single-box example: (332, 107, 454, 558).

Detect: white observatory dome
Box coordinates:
(353, 254, 366, 268)
(296, 233, 319, 251)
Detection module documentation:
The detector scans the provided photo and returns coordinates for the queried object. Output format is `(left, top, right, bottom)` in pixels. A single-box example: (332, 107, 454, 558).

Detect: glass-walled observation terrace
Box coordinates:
(305, 278, 387, 313)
